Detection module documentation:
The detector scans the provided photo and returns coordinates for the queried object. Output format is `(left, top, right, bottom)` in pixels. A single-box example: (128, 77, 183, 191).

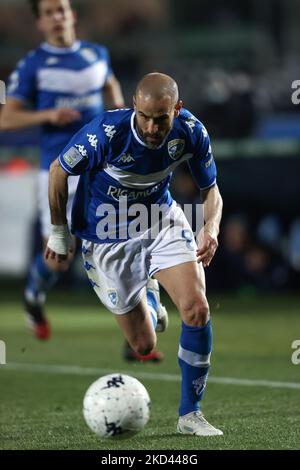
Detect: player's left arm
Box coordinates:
(197, 184, 223, 267)
(44, 158, 71, 267)
(103, 74, 125, 109)
(187, 122, 223, 266)
(45, 118, 103, 268)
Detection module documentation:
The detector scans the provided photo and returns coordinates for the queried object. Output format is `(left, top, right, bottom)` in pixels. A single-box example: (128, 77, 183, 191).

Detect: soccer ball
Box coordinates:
(83, 373, 151, 438)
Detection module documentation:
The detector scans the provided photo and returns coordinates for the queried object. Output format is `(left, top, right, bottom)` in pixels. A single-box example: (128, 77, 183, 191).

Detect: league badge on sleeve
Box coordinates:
(63, 146, 85, 168)
(167, 139, 185, 160)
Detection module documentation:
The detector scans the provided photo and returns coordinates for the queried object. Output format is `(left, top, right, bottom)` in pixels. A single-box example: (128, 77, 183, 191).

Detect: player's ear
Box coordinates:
(174, 100, 183, 117)
(72, 9, 78, 25)
(36, 17, 44, 33)
(133, 95, 137, 110)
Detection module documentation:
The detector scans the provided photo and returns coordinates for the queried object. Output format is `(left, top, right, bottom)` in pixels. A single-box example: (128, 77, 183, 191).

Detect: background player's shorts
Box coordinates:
(38, 170, 79, 239)
(81, 202, 198, 314)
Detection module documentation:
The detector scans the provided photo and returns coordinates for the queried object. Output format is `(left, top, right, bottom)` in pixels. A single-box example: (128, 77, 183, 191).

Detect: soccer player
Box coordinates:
(46, 72, 223, 436)
(0, 0, 125, 338)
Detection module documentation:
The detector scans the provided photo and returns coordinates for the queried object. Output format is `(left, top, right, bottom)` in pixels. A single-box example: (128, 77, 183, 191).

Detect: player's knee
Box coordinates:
(180, 297, 210, 327)
(131, 336, 156, 356)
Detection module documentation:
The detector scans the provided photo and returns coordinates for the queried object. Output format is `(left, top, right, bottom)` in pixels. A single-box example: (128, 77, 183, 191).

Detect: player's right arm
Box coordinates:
(45, 157, 71, 265)
(0, 98, 81, 130)
(0, 52, 80, 131)
(45, 118, 104, 266)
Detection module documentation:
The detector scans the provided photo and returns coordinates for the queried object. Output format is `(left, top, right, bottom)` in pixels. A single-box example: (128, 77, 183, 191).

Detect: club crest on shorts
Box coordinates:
(107, 289, 118, 306)
(167, 139, 185, 160)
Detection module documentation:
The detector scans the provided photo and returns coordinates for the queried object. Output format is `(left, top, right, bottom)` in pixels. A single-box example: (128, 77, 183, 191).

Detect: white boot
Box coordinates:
(177, 411, 223, 436)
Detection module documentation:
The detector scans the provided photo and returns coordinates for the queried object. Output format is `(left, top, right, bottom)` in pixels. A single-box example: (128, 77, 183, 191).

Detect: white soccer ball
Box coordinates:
(83, 373, 151, 438)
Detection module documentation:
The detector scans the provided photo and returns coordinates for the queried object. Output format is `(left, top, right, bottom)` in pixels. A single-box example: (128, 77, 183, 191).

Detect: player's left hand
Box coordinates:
(196, 230, 218, 267)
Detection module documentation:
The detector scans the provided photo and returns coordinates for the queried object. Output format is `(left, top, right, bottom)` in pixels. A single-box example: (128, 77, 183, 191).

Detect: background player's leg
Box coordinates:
(155, 261, 222, 435)
(24, 172, 77, 340)
(24, 238, 75, 340)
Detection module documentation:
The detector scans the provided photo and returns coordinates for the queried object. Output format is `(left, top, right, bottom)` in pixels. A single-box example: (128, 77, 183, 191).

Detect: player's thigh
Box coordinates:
(149, 203, 208, 318)
(82, 239, 148, 314)
(155, 261, 209, 323)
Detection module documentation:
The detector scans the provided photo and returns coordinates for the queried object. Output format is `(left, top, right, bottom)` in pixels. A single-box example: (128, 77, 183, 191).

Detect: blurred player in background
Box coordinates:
(45, 72, 224, 436)
(0, 0, 155, 361)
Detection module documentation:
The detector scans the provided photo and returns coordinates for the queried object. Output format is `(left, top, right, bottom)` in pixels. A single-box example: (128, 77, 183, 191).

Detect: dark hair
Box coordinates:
(28, 0, 72, 18)
(28, 0, 42, 17)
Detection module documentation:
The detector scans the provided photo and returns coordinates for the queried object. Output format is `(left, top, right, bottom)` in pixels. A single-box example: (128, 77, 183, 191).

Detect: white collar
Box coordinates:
(41, 40, 81, 54)
(130, 111, 170, 149)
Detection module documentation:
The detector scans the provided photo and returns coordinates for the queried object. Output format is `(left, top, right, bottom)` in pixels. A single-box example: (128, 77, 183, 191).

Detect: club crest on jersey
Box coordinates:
(167, 139, 185, 160)
(80, 48, 98, 64)
(108, 289, 118, 306)
(45, 57, 60, 66)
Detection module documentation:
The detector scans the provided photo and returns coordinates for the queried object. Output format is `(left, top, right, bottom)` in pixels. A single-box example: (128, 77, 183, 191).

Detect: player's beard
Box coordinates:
(136, 125, 165, 149)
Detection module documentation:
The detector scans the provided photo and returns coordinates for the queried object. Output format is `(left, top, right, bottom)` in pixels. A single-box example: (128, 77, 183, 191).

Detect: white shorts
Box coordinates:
(38, 170, 79, 239)
(81, 203, 198, 314)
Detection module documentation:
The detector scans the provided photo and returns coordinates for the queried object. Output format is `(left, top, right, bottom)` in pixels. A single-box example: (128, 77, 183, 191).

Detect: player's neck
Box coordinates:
(46, 31, 76, 49)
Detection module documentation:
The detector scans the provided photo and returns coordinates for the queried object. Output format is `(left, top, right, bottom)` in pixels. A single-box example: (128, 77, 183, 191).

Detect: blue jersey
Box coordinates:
(7, 41, 112, 169)
(59, 108, 217, 243)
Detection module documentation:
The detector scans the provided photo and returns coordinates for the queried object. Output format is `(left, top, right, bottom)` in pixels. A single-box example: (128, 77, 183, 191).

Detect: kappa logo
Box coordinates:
(89, 278, 100, 289)
(167, 139, 185, 160)
(185, 117, 198, 133)
(45, 57, 60, 66)
(108, 289, 118, 306)
(104, 417, 123, 436)
(103, 124, 116, 142)
(87, 133, 98, 149)
(202, 127, 208, 138)
(205, 154, 213, 168)
(80, 48, 98, 64)
(103, 375, 125, 389)
(192, 375, 208, 395)
(75, 144, 87, 157)
(118, 153, 135, 163)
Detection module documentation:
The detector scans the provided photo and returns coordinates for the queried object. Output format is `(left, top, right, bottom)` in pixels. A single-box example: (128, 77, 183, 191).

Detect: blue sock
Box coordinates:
(178, 319, 212, 416)
(146, 288, 158, 330)
(25, 253, 60, 302)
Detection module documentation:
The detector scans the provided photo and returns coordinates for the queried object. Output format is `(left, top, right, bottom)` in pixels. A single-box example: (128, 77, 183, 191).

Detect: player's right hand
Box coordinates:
(47, 108, 81, 127)
(44, 245, 74, 272)
(44, 224, 74, 272)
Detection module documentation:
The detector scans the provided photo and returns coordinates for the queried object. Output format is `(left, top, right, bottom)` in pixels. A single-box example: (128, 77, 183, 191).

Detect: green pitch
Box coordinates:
(1, 289, 300, 450)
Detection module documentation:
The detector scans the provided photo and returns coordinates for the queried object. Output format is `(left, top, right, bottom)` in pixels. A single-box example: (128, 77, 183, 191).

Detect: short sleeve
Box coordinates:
(99, 46, 113, 82)
(188, 123, 217, 190)
(59, 117, 104, 175)
(7, 53, 36, 104)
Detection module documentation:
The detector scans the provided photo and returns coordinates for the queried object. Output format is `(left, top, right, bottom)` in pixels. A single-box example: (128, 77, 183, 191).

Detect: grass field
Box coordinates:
(1, 288, 300, 450)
